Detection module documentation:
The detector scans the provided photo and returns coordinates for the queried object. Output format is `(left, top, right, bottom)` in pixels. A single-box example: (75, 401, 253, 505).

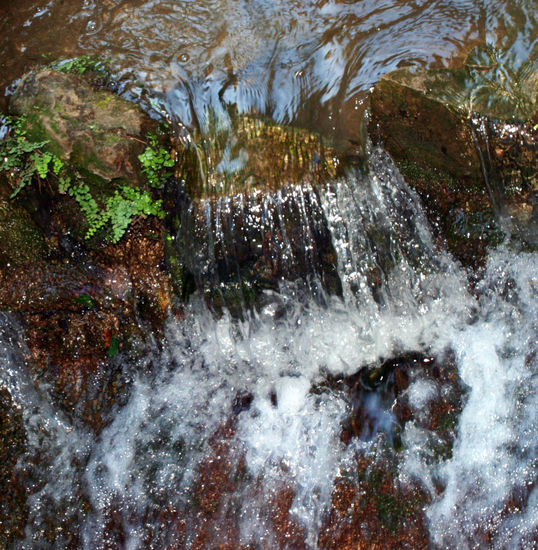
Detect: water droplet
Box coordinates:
(87, 20, 96, 32)
(179, 53, 190, 63)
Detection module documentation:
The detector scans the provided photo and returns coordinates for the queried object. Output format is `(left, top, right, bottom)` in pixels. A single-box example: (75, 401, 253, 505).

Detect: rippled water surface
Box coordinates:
(1, 0, 536, 130)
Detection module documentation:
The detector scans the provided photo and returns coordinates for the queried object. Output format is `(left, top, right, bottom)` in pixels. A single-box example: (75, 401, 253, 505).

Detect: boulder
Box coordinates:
(10, 69, 153, 185)
(369, 51, 537, 263)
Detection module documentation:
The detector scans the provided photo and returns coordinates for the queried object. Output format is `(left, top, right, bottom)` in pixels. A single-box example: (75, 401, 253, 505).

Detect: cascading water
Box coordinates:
(1, 0, 537, 548)
(1, 141, 535, 548)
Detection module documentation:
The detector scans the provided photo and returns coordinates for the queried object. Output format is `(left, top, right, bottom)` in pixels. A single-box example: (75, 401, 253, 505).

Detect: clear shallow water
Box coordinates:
(1, 148, 536, 548)
(1, 0, 537, 135)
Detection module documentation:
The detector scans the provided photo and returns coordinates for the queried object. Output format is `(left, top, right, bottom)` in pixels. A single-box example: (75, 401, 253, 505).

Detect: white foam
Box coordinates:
(426, 249, 538, 549)
(406, 379, 438, 411)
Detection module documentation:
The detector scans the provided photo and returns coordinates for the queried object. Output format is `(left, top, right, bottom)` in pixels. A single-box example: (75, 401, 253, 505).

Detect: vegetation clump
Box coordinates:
(138, 133, 175, 189)
(0, 115, 169, 243)
(52, 55, 111, 81)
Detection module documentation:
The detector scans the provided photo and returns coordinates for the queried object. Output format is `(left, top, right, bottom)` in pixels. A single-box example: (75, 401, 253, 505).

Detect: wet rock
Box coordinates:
(166, 116, 345, 312)
(10, 69, 153, 185)
(369, 54, 537, 264)
(95, 218, 173, 332)
(176, 114, 343, 198)
(370, 66, 481, 184)
(0, 196, 46, 270)
(168, 184, 341, 315)
(320, 455, 430, 550)
(0, 193, 170, 431)
(0, 388, 28, 548)
(14, 218, 172, 432)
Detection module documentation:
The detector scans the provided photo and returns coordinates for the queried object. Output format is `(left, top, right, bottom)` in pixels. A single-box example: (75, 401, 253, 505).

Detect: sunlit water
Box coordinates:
(1, 147, 536, 548)
(1, 0, 537, 548)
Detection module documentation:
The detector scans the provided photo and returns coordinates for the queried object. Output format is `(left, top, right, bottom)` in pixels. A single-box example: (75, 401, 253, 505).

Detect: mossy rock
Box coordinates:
(0, 197, 46, 269)
(10, 69, 154, 185)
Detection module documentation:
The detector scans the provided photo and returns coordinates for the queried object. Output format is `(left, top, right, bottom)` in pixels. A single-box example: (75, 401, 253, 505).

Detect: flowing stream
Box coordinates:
(1, 146, 537, 548)
(0, 0, 537, 548)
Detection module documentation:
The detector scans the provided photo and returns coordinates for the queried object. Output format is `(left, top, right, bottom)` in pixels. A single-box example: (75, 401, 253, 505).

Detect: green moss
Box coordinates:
(95, 96, 114, 109)
(437, 410, 458, 431)
(165, 233, 197, 302)
(0, 199, 46, 268)
(52, 55, 111, 81)
(375, 492, 422, 533)
(107, 335, 120, 358)
(72, 294, 96, 309)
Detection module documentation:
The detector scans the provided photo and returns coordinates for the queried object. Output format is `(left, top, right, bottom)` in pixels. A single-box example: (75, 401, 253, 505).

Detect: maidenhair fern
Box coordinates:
(1, 115, 171, 243)
(80, 185, 164, 243)
(138, 134, 175, 189)
(32, 151, 53, 179)
(0, 115, 58, 197)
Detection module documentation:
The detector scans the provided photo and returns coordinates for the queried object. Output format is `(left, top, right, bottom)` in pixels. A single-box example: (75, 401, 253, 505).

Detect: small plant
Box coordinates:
(84, 184, 165, 243)
(138, 134, 175, 189)
(58, 175, 164, 244)
(1, 116, 167, 244)
(53, 55, 110, 79)
(0, 115, 66, 197)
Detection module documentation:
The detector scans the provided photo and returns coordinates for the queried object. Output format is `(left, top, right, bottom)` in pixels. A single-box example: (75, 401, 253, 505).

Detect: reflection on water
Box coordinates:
(1, 0, 536, 136)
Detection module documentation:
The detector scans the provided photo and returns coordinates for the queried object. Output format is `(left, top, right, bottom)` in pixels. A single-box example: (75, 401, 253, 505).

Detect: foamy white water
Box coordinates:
(426, 249, 537, 549)
(1, 147, 536, 549)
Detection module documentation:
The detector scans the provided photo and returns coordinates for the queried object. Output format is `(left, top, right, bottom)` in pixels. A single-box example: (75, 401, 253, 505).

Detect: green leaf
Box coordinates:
(107, 335, 120, 358)
(32, 151, 53, 179)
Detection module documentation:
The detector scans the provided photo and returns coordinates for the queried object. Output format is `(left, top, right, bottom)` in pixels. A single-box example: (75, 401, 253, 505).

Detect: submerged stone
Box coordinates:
(176, 114, 344, 198)
(165, 114, 346, 311)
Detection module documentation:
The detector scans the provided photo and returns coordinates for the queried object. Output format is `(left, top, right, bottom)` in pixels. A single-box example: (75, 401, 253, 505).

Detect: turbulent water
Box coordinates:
(1, 0, 537, 548)
(1, 146, 536, 548)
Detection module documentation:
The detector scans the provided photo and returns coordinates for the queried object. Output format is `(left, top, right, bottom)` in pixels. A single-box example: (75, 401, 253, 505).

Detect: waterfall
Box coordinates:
(1, 146, 536, 549)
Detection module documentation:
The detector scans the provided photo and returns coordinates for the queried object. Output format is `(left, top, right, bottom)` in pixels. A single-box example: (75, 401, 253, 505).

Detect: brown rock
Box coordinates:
(10, 69, 153, 184)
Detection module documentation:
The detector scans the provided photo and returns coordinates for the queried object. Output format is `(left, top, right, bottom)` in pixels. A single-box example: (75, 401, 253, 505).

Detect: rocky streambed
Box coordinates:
(0, 42, 536, 549)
